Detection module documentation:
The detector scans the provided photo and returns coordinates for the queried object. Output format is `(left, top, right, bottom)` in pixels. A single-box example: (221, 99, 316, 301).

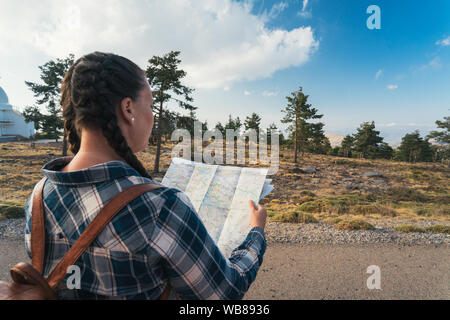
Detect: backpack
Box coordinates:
(0, 177, 171, 300)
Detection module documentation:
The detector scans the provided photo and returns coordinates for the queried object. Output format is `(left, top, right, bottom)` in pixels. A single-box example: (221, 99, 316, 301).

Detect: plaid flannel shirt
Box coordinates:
(24, 156, 266, 300)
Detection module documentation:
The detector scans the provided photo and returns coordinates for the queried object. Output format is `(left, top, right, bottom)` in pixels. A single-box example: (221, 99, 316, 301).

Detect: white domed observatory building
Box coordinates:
(0, 86, 35, 142)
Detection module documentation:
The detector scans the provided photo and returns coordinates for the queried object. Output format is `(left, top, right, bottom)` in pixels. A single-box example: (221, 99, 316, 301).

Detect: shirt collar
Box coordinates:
(41, 156, 147, 186)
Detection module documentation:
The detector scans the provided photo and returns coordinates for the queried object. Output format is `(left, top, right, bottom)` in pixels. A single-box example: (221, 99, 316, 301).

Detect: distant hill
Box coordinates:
(325, 134, 446, 149)
(325, 133, 345, 147)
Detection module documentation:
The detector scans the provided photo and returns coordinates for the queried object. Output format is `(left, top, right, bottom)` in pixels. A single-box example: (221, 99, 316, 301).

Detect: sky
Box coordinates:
(0, 0, 449, 145)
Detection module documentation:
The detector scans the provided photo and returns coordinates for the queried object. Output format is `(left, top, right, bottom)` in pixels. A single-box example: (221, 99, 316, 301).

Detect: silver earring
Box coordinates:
(131, 117, 135, 122)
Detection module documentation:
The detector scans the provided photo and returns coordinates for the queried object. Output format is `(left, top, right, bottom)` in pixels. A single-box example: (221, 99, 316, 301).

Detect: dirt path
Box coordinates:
(1, 239, 448, 299)
(244, 243, 449, 299)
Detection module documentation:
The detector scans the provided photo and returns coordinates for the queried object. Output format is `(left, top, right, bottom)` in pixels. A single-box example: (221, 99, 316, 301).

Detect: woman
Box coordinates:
(24, 51, 267, 300)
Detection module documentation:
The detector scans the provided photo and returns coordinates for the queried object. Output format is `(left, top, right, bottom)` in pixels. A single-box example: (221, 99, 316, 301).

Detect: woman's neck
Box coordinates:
(61, 128, 126, 172)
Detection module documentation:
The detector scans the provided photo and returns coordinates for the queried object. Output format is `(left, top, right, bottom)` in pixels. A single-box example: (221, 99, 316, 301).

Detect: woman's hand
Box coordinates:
(248, 200, 267, 230)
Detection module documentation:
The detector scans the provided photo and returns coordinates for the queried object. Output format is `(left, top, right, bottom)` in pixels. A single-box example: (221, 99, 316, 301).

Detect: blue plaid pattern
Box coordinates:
(24, 156, 266, 300)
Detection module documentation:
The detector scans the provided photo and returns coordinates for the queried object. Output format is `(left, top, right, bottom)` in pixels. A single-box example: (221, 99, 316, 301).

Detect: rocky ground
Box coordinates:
(264, 221, 450, 246)
(2, 217, 449, 247)
(1, 141, 449, 244)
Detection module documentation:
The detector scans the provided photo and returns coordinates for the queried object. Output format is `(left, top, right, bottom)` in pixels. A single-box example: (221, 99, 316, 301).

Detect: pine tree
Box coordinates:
(426, 116, 449, 163)
(377, 142, 394, 159)
(427, 116, 449, 144)
(266, 122, 279, 145)
(352, 121, 384, 159)
(24, 54, 74, 155)
(146, 51, 195, 172)
(394, 130, 433, 162)
(176, 110, 207, 137)
(340, 134, 354, 157)
(151, 109, 178, 144)
(224, 115, 242, 136)
(215, 122, 225, 136)
(281, 86, 324, 163)
(244, 113, 262, 134)
(22, 106, 44, 132)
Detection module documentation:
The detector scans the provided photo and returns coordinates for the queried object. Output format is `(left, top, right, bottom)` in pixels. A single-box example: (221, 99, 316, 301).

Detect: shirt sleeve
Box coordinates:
(148, 188, 267, 300)
(24, 196, 32, 259)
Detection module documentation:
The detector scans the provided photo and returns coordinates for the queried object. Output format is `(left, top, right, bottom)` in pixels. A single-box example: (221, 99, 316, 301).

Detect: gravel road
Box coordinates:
(1, 218, 448, 299)
(244, 243, 449, 299)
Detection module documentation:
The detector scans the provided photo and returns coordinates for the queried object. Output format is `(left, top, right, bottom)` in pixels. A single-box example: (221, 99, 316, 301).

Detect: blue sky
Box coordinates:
(207, 0, 450, 144)
(0, 0, 449, 145)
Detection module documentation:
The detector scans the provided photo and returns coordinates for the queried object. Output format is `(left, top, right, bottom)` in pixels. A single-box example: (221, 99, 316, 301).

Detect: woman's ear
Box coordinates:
(118, 97, 135, 125)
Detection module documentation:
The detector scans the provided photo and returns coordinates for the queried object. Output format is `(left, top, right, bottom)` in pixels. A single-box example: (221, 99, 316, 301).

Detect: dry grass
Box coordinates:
(272, 211, 318, 224)
(1, 141, 449, 227)
(394, 224, 425, 233)
(424, 225, 450, 234)
(335, 219, 375, 231)
(322, 217, 343, 225)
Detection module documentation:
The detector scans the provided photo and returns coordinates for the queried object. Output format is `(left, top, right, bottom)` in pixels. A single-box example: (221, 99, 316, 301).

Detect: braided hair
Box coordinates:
(60, 51, 152, 178)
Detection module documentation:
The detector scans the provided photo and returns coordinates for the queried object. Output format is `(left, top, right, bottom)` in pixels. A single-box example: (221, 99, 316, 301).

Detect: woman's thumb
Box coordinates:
(248, 200, 257, 210)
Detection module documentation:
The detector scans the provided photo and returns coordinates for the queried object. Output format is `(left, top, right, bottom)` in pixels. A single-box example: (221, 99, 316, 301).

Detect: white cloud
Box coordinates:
(262, 91, 278, 97)
(435, 36, 450, 46)
(298, 0, 312, 18)
(428, 57, 442, 69)
(0, 0, 319, 90)
(244, 90, 251, 95)
(302, 0, 309, 12)
(375, 69, 383, 80)
(379, 122, 396, 127)
(413, 57, 442, 73)
(223, 86, 230, 91)
(387, 84, 398, 90)
(267, 2, 288, 19)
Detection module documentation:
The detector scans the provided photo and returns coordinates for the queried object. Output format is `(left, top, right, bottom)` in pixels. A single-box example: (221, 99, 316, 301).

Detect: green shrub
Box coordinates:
(335, 219, 375, 231)
(413, 206, 450, 217)
(350, 204, 397, 217)
(394, 224, 425, 233)
(425, 225, 450, 235)
(296, 194, 376, 215)
(0, 205, 24, 219)
(383, 187, 428, 203)
(299, 190, 316, 197)
(413, 207, 431, 217)
(296, 200, 324, 213)
(297, 196, 316, 205)
(296, 212, 318, 223)
(272, 211, 318, 224)
(266, 209, 276, 218)
(436, 207, 450, 216)
(322, 217, 343, 225)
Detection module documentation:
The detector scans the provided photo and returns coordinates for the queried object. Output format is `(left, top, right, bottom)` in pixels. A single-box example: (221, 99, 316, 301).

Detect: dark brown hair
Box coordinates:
(60, 51, 151, 178)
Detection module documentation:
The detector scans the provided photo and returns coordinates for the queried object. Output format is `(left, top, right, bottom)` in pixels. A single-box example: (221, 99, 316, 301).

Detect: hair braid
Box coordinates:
(61, 61, 82, 155)
(60, 51, 152, 179)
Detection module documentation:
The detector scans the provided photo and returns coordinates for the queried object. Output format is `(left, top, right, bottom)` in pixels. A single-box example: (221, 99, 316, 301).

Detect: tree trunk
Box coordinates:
(294, 134, 298, 164)
(294, 115, 298, 164)
(154, 129, 161, 172)
(62, 130, 68, 156)
(153, 95, 163, 173)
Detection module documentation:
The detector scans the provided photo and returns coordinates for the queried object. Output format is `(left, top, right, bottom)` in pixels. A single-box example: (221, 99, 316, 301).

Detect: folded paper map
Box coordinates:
(162, 157, 274, 258)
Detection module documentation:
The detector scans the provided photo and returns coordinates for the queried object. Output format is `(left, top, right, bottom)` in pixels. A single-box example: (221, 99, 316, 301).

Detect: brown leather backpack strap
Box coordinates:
(45, 183, 163, 289)
(159, 282, 171, 300)
(31, 177, 48, 274)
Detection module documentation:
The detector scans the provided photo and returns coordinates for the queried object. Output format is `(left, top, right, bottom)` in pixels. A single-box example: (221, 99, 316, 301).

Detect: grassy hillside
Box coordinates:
(0, 142, 449, 226)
